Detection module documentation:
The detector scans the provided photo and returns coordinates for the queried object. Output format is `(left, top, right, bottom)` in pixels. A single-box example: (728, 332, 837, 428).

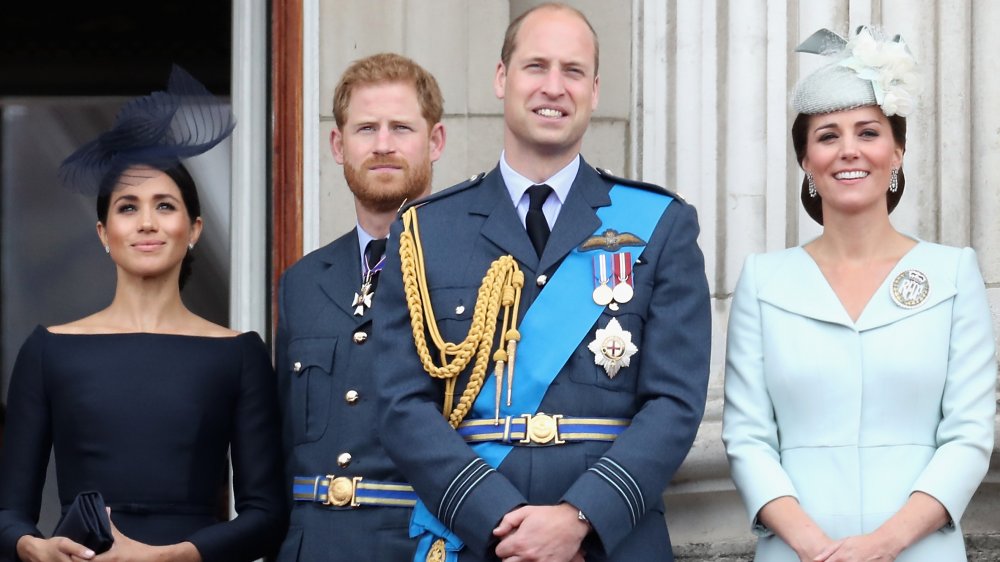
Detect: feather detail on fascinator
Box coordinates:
(792, 26, 920, 117)
(59, 65, 235, 196)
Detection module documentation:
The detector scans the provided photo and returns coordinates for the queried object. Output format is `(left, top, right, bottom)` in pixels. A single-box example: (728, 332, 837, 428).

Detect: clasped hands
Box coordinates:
(800, 532, 901, 562)
(16, 508, 200, 562)
(493, 502, 591, 562)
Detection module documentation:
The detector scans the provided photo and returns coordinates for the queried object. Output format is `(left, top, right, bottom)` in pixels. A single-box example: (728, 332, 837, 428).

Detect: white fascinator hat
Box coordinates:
(792, 26, 919, 118)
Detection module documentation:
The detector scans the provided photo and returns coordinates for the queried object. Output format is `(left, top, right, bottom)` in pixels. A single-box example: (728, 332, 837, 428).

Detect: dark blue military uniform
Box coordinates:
(275, 230, 417, 561)
(374, 159, 711, 561)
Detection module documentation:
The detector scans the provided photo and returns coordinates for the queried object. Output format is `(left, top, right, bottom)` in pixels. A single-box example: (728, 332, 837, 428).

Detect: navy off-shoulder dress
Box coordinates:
(0, 326, 287, 561)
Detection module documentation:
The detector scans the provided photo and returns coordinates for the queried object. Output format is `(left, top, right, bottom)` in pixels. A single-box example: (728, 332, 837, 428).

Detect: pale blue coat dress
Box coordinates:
(722, 241, 996, 561)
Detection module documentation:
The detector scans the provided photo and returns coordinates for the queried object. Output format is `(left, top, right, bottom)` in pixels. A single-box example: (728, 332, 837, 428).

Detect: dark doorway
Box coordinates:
(1, 2, 230, 96)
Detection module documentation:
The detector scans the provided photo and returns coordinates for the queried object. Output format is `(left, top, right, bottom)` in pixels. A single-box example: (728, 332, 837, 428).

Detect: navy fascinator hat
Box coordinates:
(59, 65, 235, 196)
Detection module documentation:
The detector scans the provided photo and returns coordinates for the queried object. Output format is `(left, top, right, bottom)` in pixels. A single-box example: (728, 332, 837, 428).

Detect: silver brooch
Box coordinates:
(890, 269, 929, 309)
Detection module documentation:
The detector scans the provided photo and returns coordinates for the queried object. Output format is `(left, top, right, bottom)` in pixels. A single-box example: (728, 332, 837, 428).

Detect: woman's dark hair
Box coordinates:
(97, 163, 201, 290)
(792, 110, 907, 225)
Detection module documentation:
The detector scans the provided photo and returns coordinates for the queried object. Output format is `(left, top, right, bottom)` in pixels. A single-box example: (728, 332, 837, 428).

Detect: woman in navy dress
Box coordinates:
(0, 67, 285, 562)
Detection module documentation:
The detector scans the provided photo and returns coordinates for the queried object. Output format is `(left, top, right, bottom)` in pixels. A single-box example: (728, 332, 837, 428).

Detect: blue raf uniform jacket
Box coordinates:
(275, 230, 417, 561)
(373, 159, 712, 561)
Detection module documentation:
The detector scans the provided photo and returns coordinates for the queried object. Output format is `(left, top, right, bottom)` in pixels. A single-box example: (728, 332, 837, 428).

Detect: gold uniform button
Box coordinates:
(353, 331, 368, 344)
(345, 390, 360, 404)
(536, 274, 548, 287)
(292, 361, 302, 372)
(337, 452, 352, 468)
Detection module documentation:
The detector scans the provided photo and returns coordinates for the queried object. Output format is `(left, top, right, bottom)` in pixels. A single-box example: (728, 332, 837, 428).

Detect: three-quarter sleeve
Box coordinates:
(721, 255, 799, 534)
(909, 247, 997, 523)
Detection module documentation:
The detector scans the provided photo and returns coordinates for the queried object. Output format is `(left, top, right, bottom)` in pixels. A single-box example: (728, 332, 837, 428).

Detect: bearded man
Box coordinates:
(274, 52, 445, 562)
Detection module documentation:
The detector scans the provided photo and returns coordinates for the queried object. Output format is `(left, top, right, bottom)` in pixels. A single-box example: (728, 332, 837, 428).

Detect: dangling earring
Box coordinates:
(104, 245, 110, 254)
(807, 172, 817, 198)
(188, 243, 195, 251)
(889, 168, 899, 193)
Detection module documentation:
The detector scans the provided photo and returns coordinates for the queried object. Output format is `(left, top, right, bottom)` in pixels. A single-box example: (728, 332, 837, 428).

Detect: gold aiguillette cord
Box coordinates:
(399, 206, 524, 428)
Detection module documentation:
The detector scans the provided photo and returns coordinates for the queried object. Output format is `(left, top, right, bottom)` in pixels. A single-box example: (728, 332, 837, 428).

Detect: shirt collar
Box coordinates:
(355, 224, 376, 269)
(499, 151, 579, 207)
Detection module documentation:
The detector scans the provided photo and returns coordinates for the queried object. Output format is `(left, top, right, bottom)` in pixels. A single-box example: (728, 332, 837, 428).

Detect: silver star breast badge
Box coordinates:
(587, 317, 638, 379)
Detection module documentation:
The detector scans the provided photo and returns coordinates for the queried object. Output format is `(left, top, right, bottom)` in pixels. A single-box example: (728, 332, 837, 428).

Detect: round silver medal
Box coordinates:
(593, 284, 614, 306)
(612, 282, 634, 304)
(890, 269, 929, 309)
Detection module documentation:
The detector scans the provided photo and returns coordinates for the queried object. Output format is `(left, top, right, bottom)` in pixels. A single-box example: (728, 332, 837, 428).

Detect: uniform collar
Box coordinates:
(499, 151, 578, 209)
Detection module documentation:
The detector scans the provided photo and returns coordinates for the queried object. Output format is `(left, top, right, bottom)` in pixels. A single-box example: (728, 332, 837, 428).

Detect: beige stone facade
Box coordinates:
(308, 0, 1000, 556)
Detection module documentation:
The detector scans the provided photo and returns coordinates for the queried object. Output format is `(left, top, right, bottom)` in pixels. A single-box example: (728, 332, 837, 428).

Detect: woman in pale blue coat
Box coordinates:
(722, 27, 997, 562)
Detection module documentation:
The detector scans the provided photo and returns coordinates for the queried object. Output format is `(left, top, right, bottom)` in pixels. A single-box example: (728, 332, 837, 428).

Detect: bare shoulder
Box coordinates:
(188, 315, 241, 338)
(46, 311, 114, 334)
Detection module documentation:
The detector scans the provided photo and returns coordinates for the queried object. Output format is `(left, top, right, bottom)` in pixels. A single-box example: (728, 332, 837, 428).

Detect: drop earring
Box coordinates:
(807, 172, 817, 198)
(104, 245, 110, 254)
(188, 243, 195, 251)
(889, 168, 899, 193)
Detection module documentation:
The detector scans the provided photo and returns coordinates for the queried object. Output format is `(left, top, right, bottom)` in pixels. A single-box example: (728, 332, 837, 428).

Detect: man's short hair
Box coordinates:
(332, 53, 444, 129)
(500, 2, 600, 75)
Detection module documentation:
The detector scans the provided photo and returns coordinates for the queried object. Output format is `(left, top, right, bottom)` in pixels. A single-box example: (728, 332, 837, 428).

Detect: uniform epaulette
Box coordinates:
(594, 167, 688, 204)
(398, 172, 488, 217)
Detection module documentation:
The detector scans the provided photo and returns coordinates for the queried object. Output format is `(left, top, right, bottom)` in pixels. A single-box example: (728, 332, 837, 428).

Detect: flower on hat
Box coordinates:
(837, 27, 920, 117)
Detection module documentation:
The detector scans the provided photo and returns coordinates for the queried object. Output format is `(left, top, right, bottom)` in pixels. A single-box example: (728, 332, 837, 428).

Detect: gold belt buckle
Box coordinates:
(519, 413, 565, 445)
(323, 475, 362, 507)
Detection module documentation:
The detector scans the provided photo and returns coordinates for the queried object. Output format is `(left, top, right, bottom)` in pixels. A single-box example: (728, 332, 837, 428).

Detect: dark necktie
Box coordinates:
(364, 238, 388, 291)
(525, 184, 553, 257)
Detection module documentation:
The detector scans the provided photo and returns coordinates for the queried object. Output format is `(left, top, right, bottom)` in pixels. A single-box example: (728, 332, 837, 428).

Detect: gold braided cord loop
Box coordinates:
(400, 207, 523, 428)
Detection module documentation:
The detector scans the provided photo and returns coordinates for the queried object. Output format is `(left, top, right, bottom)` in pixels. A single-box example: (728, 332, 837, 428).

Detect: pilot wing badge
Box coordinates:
(579, 229, 646, 253)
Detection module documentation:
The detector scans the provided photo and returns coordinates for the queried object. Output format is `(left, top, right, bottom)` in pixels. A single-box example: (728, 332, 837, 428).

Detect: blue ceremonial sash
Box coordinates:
(410, 501, 463, 562)
(411, 184, 673, 562)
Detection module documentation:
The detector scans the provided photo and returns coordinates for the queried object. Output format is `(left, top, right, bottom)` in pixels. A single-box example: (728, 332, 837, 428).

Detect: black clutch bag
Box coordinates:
(52, 491, 114, 554)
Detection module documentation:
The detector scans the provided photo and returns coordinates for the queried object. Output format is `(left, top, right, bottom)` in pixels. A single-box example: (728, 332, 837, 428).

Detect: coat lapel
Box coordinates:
(757, 248, 855, 328)
(317, 230, 369, 324)
(473, 160, 609, 274)
(537, 162, 608, 274)
(854, 242, 957, 332)
(473, 167, 539, 269)
(757, 242, 958, 332)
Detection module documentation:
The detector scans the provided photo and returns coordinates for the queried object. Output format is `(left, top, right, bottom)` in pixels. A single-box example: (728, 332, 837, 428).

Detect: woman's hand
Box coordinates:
(756, 496, 837, 562)
(790, 531, 837, 562)
(813, 533, 899, 561)
(90, 514, 158, 562)
(811, 492, 946, 561)
(90, 509, 200, 562)
(15, 535, 95, 562)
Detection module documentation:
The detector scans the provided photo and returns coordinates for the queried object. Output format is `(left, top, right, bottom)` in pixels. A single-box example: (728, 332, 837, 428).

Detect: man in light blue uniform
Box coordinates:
(275, 53, 446, 561)
(374, 4, 711, 561)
